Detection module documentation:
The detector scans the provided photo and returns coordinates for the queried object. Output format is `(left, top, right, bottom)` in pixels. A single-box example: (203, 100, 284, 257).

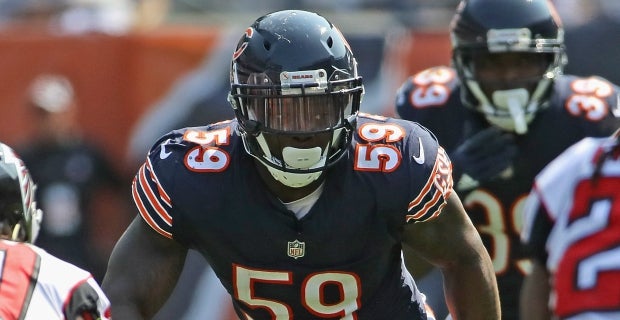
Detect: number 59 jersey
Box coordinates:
(132, 113, 453, 320)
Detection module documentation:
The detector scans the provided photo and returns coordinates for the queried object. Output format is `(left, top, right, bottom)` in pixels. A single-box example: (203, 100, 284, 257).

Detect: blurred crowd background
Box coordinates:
(0, 0, 618, 305)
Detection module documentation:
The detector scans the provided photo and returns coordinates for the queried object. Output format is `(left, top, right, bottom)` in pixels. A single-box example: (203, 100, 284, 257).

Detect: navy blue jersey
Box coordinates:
(395, 66, 620, 319)
(132, 114, 453, 320)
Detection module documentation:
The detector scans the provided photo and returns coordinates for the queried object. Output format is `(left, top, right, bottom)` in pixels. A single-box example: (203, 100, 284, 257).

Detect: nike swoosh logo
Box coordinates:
(160, 139, 172, 159)
(413, 137, 425, 164)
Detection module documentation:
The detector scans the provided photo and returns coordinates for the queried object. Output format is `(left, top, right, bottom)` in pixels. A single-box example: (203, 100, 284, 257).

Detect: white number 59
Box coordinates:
(233, 264, 361, 319)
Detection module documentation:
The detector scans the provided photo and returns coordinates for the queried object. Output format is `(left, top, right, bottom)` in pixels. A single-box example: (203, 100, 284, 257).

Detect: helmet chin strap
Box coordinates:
(491, 89, 530, 134)
(255, 134, 328, 188)
(11, 224, 22, 241)
(266, 147, 326, 188)
(466, 80, 533, 134)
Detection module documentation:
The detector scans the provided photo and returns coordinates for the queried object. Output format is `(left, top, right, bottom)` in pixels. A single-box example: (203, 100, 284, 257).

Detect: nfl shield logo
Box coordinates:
(287, 240, 305, 259)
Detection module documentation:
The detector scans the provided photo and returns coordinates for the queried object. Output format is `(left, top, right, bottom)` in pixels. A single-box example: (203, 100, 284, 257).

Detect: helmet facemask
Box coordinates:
(230, 67, 363, 188)
(455, 49, 562, 134)
(0, 143, 42, 243)
(450, 0, 567, 134)
(0, 178, 27, 241)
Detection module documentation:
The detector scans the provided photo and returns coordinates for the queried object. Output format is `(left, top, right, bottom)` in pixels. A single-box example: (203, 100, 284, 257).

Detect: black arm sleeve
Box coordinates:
(523, 207, 554, 265)
(63, 281, 102, 320)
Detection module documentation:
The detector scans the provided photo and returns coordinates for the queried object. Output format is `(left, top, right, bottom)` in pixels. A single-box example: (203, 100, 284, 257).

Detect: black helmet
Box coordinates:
(0, 143, 42, 243)
(451, 0, 566, 134)
(229, 10, 364, 188)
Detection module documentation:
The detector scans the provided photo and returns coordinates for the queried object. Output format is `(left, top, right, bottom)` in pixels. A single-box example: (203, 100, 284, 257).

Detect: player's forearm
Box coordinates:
(102, 245, 173, 318)
(106, 305, 147, 320)
(102, 276, 157, 319)
(103, 269, 174, 319)
(442, 256, 500, 319)
(519, 262, 551, 320)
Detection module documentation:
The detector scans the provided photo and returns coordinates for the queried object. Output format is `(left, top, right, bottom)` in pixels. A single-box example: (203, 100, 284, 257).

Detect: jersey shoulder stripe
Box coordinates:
(138, 161, 172, 224)
(133, 163, 173, 239)
(0, 241, 40, 319)
(146, 157, 172, 206)
(406, 146, 453, 222)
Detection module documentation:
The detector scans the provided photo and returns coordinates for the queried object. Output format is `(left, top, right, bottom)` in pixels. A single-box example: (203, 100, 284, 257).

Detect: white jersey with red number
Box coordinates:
(522, 136, 620, 319)
(0, 239, 110, 320)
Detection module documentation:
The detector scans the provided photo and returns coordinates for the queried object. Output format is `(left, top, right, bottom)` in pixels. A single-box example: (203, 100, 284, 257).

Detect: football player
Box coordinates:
(102, 10, 500, 320)
(521, 128, 620, 319)
(18, 73, 126, 283)
(0, 142, 110, 319)
(394, 0, 620, 319)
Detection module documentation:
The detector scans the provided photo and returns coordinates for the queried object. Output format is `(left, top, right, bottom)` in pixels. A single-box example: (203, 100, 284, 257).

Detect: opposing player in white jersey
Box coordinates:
(521, 129, 620, 319)
(0, 142, 110, 320)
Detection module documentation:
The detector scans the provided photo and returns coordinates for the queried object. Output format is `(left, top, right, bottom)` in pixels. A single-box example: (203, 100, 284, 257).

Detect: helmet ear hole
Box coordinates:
(326, 36, 333, 48)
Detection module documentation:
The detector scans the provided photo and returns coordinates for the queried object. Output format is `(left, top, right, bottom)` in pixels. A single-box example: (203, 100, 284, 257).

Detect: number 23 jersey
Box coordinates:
(522, 135, 620, 319)
(132, 113, 452, 320)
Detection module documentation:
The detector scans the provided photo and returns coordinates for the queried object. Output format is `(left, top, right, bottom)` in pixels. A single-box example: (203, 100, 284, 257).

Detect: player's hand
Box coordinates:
(451, 126, 517, 188)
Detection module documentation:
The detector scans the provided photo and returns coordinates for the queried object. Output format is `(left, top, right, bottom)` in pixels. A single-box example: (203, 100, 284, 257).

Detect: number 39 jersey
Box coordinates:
(395, 66, 620, 319)
(132, 113, 452, 320)
(522, 135, 620, 319)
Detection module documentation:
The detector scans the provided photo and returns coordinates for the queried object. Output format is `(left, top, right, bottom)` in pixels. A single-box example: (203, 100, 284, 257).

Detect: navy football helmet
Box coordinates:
(0, 143, 42, 243)
(229, 10, 364, 188)
(451, 0, 566, 134)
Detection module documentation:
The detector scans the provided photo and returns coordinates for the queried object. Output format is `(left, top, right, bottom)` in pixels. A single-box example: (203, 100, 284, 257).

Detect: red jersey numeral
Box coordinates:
(0, 242, 40, 319)
(554, 177, 620, 317)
